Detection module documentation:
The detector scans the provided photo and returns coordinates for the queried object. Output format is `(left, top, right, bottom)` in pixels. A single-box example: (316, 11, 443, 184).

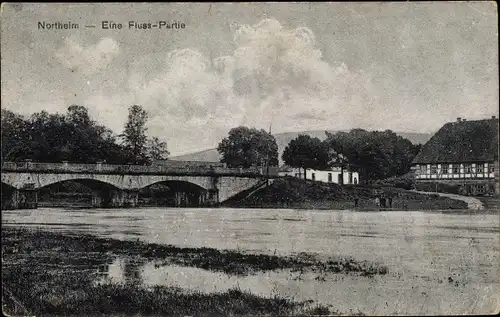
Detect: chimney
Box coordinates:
(456, 117, 462, 122)
(462, 118, 466, 122)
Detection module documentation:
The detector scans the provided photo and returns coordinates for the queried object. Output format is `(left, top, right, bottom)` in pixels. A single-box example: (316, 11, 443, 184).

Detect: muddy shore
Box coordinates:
(2, 227, 386, 316)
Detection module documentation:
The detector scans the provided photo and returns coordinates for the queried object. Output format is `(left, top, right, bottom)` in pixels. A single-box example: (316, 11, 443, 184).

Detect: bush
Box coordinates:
(373, 172, 415, 190)
(414, 182, 462, 195)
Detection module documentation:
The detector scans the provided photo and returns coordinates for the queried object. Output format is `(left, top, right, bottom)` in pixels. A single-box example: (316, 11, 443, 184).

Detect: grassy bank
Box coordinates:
(2, 228, 388, 277)
(3, 264, 335, 316)
(2, 227, 383, 316)
(3, 266, 333, 317)
(223, 177, 468, 210)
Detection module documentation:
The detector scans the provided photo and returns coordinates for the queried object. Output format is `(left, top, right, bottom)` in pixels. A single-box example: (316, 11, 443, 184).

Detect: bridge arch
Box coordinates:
(2, 182, 18, 210)
(37, 177, 121, 191)
(39, 179, 118, 203)
(138, 179, 213, 207)
(1, 181, 16, 191)
(1, 171, 127, 190)
(141, 179, 207, 191)
(134, 175, 212, 191)
(37, 174, 125, 190)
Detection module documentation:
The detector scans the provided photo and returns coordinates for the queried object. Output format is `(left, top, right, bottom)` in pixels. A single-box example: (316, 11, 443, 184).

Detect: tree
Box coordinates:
(64, 105, 99, 162)
(26, 110, 71, 162)
(1, 106, 132, 164)
(67, 104, 92, 126)
(322, 137, 349, 184)
(1, 109, 30, 164)
(121, 105, 149, 164)
(324, 129, 422, 181)
(147, 137, 169, 161)
(217, 126, 279, 168)
(282, 134, 329, 179)
(91, 124, 128, 164)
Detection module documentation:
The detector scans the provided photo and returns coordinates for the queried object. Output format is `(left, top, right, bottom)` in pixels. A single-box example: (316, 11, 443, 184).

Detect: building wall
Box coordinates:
(413, 162, 496, 180)
(413, 160, 499, 196)
(279, 168, 360, 185)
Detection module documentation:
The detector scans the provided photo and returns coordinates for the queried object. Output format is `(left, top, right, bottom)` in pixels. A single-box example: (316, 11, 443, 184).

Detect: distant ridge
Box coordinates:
(170, 148, 220, 162)
(170, 130, 434, 164)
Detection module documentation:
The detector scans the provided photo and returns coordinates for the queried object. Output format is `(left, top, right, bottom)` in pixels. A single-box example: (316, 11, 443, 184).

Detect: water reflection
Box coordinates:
(97, 256, 145, 286)
(4, 207, 500, 315)
(92, 255, 499, 315)
(96, 256, 308, 298)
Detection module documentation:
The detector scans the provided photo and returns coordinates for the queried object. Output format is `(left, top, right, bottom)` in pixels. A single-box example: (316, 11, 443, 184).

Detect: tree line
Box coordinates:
(1, 105, 169, 165)
(217, 127, 421, 182)
(2, 105, 420, 181)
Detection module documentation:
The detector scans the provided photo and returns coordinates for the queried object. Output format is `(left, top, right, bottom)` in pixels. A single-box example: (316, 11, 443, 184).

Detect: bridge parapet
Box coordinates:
(1, 161, 279, 177)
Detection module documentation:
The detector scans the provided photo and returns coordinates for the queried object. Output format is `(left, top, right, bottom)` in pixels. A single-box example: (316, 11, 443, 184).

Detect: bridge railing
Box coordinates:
(1, 161, 280, 177)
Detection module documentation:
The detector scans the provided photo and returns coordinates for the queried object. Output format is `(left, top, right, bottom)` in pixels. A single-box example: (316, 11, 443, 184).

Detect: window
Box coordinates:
(441, 165, 448, 174)
(476, 164, 484, 174)
(452, 164, 460, 174)
(328, 173, 332, 182)
(430, 165, 438, 174)
(476, 184, 486, 194)
(464, 164, 472, 174)
(421, 165, 428, 174)
(312, 173, 316, 181)
(490, 165, 495, 174)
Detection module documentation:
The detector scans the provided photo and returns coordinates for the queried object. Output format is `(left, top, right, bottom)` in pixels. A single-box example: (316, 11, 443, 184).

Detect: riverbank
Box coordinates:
(2, 227, 387, 316)
(223, 177, 468, 210)
(412, 190, 485, 210)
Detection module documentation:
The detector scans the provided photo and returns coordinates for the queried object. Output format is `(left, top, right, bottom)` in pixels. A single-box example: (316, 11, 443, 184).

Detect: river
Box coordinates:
(2, 207, 499, 315)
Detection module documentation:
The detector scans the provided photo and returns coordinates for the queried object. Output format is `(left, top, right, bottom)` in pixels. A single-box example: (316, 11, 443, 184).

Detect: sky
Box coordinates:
(1, 2, 498, 156)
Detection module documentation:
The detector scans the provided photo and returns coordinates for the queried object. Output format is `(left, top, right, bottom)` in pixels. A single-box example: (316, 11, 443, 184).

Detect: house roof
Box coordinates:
(412, 118, 499, 164)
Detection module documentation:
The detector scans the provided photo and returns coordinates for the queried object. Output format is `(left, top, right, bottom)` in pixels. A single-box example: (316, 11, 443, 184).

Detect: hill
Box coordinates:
(170, 130, 433, 164)
(170, 148, 221, 162)
(222, 177, 467, 210)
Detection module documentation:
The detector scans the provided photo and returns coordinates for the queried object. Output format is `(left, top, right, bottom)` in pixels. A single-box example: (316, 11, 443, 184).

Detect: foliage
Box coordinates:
(147, 137, 169, 161)
(120, 105, 149, 164)
(373, 172, 416, 190)
(1, 105, 168, 165)
(1, 109, 31, 164)
(413, 181, 462, 195)
(281, 135, 329, 178)
(323, 141, 349, 184)
(1, 107, 126, 164)
(324, 129, 422, 181)
(217, 126, 279, 168)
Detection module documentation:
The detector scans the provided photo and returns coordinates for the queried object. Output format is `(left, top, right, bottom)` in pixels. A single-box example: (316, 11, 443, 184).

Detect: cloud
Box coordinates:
(295, 110, 328, 121)
(41, 18, 381, 155)
(3, 6, 497, 157)
(55, 37, 120, 76)
(120, 18, 378, 154)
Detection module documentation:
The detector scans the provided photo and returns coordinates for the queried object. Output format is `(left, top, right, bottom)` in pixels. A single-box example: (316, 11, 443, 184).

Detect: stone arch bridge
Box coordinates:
(1, 161, 277, 209)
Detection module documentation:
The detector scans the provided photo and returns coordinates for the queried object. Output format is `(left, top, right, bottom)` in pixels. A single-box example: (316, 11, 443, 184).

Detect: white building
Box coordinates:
(279, 166, 360, 185)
